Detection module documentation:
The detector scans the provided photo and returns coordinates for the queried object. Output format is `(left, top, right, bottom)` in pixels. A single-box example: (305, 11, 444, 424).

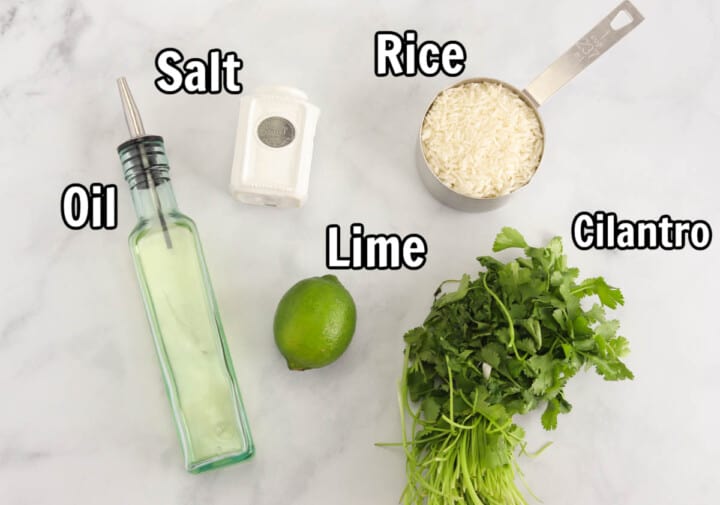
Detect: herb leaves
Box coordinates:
(398, 228, 633, 504)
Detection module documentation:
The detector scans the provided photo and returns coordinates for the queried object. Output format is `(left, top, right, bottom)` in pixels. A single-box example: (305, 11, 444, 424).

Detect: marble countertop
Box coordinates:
(1, 0, 718, 504)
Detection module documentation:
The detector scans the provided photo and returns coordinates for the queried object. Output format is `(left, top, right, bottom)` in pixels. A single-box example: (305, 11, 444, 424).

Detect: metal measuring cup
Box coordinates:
(417, 1, 644, 211)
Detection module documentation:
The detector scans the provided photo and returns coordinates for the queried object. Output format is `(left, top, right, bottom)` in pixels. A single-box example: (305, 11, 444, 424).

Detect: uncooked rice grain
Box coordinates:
(421, 82, 544, 198)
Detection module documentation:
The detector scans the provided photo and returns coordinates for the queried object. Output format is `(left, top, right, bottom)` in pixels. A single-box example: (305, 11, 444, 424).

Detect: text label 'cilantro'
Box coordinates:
(572, 211, 712, 250)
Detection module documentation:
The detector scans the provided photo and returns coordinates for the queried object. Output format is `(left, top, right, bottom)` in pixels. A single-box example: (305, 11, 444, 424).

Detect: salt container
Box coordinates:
(230, 86, 320, 207)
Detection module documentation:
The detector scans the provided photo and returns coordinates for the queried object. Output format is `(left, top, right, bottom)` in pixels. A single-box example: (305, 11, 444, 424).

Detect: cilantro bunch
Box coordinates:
(398, 228, 632, 505)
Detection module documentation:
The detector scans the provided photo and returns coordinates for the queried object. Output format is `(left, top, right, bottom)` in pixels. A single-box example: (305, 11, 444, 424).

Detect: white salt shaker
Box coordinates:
(230, 86, 320, 207)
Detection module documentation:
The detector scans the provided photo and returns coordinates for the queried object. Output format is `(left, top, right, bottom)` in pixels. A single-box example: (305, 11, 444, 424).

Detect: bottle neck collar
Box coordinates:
(118, 135, 178, 220)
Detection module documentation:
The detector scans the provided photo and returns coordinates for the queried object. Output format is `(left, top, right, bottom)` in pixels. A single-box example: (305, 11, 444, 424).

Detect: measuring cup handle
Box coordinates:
(522, 0, 644, 107)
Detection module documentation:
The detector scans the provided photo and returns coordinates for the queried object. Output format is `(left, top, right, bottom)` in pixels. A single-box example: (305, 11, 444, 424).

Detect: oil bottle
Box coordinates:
(116, 78, 253, 473)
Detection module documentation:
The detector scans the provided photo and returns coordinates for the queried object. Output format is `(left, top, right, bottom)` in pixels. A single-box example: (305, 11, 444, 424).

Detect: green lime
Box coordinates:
(273, 274, 357, 371)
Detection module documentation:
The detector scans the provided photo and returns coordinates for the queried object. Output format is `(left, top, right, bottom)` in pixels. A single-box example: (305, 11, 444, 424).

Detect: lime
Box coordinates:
(273, 275, 356, 370)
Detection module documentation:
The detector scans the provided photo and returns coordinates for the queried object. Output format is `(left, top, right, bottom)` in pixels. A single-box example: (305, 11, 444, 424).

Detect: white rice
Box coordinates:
(421, 81, 544, 198)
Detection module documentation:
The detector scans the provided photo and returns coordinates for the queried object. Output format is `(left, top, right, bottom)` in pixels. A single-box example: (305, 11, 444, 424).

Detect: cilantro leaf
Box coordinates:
(541, 396, 572, 430)
(588, 355, 635, 381)
(528, 354, 554, 394)
(480, 345, 501, 368)
(575, 277, 625, 308)
(435, 274, 471, 308)
(421, 397, 441, 422)
(492, 227, 528, 251)
(521, 318, 542, 348)
(403, 327, 426, 345)
(608, 336, 631, 358)
(595, 319, 620, 340)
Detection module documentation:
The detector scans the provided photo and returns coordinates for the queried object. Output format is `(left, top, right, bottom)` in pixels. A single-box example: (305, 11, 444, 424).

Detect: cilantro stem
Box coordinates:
(446, 355, 454, 429)
(569, 285, 594, 296)
(459, 432, 483, 505)
(482, 273, 521, 361)
(440, 414, 479, 430)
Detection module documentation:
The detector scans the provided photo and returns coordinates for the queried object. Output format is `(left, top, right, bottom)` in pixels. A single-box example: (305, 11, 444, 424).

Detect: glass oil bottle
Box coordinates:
(116, 78, 253, 473)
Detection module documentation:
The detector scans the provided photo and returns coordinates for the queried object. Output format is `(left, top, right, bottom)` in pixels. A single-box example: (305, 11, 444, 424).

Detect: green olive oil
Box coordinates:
(117, 79, 253, 473)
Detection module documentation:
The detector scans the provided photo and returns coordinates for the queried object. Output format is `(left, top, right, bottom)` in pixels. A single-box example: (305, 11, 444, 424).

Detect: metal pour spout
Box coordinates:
(117, 77, 146, 138)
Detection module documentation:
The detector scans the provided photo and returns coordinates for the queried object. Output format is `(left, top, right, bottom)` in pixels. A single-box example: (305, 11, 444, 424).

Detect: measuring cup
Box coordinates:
(417, 0, 644, 211)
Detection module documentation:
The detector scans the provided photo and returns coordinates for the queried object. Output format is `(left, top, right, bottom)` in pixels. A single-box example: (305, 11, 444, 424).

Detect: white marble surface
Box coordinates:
(1, 0, 719, 503)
